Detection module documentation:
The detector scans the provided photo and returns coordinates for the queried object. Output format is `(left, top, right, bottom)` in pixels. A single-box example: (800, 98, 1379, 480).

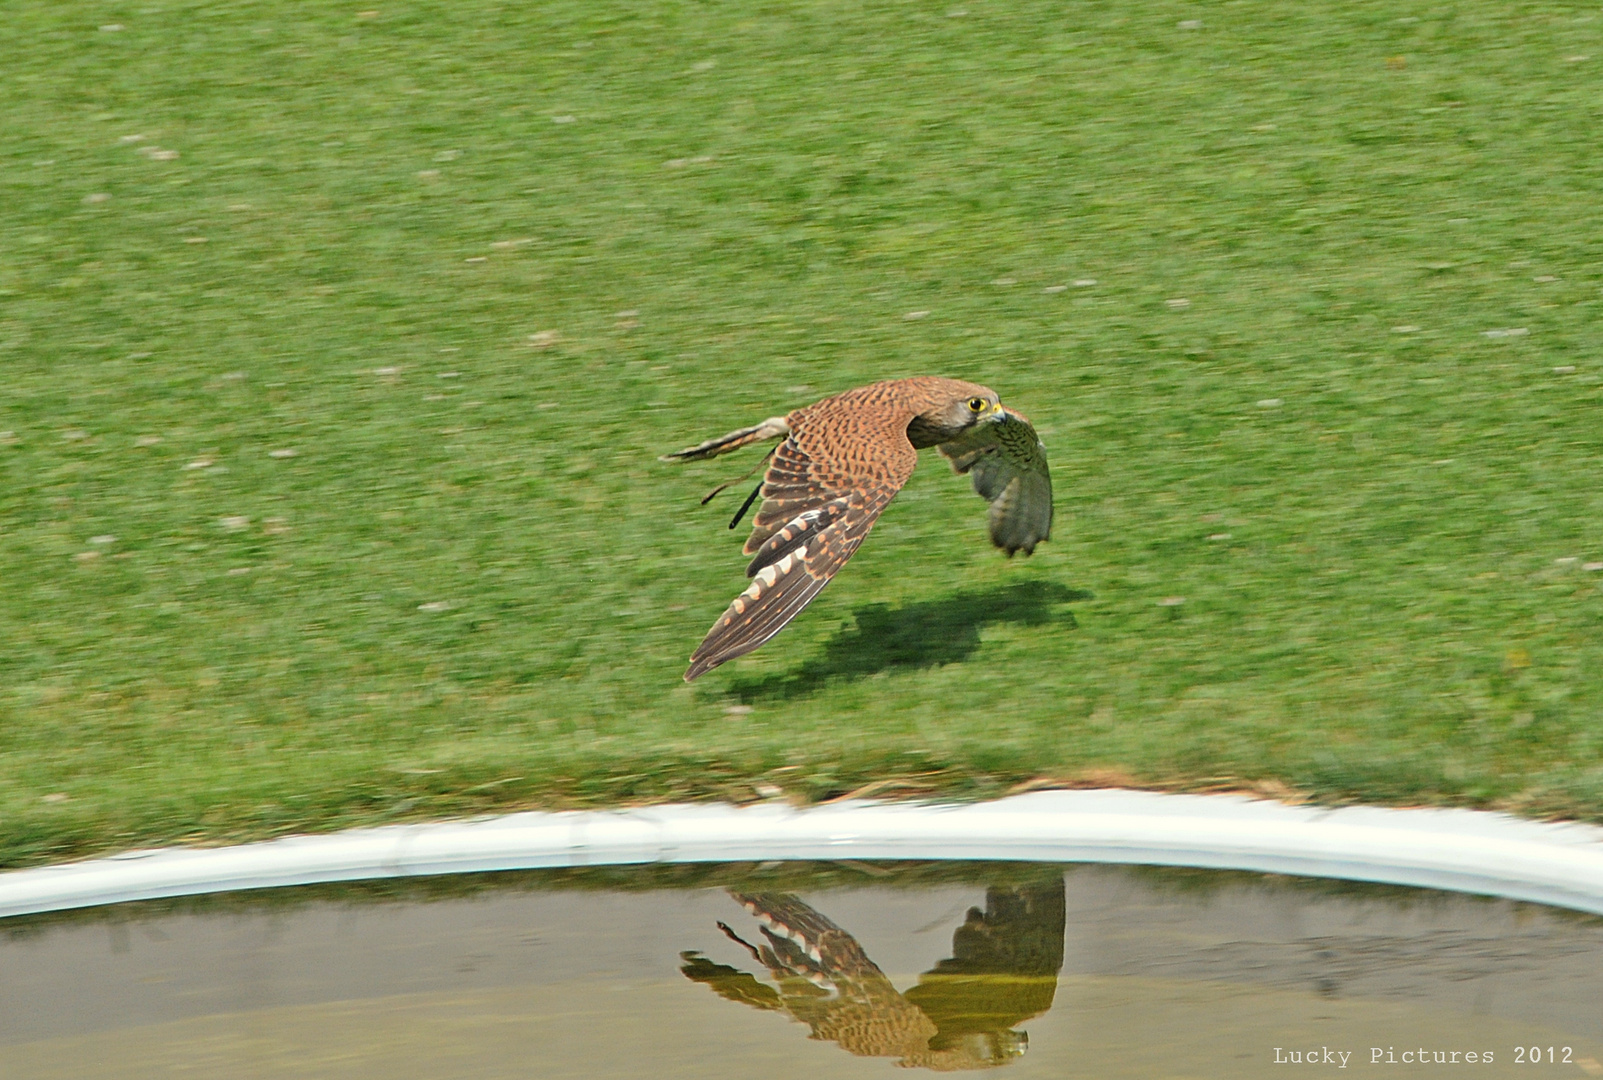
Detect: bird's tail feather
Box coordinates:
(660, 417, 790, 462)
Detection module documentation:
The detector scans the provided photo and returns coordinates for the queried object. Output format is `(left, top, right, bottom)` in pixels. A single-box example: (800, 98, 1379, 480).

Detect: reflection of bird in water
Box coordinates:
(681, 882, 1065, 1071)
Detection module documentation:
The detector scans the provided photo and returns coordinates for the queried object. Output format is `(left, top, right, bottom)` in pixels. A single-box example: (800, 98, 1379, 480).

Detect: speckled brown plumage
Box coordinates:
(662, 377, 1053, 682)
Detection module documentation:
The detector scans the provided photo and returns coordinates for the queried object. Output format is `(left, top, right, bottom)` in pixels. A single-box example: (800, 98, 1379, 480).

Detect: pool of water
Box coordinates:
(2, 863, 1600, 1078)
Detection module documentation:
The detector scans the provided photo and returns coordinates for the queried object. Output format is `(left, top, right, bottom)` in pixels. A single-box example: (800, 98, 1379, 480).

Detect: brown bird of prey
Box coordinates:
(662, 376, 1052, 682)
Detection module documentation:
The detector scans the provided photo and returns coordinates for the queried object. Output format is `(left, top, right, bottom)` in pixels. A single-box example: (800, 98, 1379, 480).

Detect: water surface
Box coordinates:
(2, 863, 1599, 1078)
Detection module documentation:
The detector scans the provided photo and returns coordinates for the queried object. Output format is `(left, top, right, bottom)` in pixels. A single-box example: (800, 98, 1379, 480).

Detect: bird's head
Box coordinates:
(908, 383, 1005, 447)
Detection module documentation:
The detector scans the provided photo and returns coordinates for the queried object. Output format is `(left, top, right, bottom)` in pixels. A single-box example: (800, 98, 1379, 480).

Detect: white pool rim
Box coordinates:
(4, 789, 1603, 920)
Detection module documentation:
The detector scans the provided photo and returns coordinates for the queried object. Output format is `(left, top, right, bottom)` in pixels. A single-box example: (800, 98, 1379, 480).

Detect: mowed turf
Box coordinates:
(2, 1, 1601, 868)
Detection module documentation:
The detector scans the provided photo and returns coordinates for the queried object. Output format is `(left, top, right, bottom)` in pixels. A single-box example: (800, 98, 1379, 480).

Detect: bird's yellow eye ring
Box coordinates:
(967, 397, 986, 412)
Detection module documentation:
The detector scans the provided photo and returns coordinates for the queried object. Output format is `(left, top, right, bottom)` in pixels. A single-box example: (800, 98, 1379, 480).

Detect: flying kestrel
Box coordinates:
(662, 376, 1052, 682)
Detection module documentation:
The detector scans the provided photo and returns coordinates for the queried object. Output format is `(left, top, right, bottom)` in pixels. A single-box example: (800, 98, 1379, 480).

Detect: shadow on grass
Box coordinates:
(722, 579, 1089, 703)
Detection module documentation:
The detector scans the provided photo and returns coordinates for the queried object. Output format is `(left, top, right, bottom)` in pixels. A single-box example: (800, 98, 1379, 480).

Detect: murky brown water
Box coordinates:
(2, 864, 1600, 1078)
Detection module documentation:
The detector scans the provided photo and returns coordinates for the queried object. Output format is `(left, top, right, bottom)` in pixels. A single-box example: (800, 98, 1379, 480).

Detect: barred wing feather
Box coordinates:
(684, 434, 915, 681)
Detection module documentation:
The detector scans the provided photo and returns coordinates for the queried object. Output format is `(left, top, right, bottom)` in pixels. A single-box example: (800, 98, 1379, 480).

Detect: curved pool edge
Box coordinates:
(4, 789, 1603, 920)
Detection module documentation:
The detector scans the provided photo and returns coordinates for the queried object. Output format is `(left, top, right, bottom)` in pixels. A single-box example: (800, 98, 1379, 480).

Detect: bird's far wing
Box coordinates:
(937, 409, 1053, 556)
(684, 434, 915, 681)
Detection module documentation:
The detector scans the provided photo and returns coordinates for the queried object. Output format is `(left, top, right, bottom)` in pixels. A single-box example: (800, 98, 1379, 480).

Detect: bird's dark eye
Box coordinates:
(967, 397, 986, 412)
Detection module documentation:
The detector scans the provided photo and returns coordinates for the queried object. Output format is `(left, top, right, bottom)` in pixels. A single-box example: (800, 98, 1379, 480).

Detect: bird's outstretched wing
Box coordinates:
(685, 432, 916, 681)
(938, 409, 1053, 556)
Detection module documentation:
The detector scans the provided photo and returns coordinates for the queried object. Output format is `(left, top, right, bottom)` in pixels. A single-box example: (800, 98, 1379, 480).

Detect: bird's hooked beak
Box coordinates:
(987, 401, 1008, 421)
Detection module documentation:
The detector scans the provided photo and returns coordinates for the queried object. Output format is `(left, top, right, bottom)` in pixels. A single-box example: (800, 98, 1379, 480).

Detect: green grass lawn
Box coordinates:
(3, 0, 1602, 869)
